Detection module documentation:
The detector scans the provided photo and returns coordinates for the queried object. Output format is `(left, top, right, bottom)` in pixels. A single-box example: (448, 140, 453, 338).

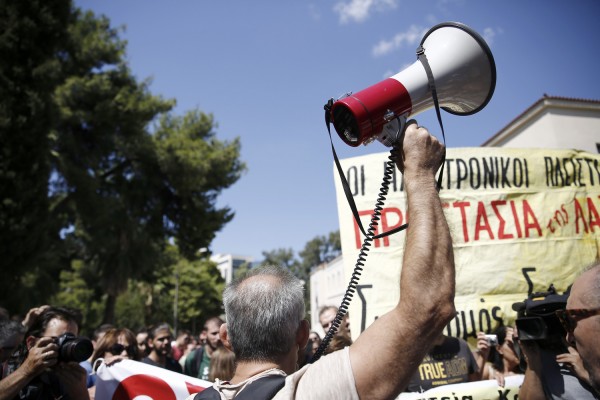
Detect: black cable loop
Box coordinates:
(310, 150, 399, 363)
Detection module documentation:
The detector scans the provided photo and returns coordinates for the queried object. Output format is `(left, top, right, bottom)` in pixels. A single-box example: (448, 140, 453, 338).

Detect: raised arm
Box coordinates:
(349, 121, 456, 399)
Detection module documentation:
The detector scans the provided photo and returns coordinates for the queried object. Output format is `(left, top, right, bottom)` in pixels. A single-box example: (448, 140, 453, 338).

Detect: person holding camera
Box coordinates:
(560, 262, 600, 395)
(475, 326, 521, 387)
(0, 306, 90, 400)
(515, 287, 599, 400)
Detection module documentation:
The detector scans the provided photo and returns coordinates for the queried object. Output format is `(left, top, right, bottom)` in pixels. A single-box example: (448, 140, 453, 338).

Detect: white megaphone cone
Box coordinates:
(329, 22, 496, 147)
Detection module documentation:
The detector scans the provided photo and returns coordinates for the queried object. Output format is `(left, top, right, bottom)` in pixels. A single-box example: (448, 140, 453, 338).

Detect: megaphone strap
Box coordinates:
(324, 100, 406, 240)
(416, 45, 447, 192)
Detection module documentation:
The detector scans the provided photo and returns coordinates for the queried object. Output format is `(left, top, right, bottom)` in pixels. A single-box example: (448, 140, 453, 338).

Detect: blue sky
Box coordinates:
(75, 0, 600, 261)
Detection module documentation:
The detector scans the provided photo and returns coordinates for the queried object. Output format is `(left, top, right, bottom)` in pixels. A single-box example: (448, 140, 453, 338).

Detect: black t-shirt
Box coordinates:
(406, 336, 478, 393)
(142, 355, 183, 373)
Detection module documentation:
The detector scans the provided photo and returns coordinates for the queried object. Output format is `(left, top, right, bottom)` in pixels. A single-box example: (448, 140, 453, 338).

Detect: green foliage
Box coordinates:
(260, 231, 341, 310)
(114, 281, 152, 332)
(0, 0, 71, 311)
(233, 261, 251, 281)
(0, 2, 245, 325)
(170, 258, 225, 327)
(51, 260, 105, 332)
(261, 230, 341, 282)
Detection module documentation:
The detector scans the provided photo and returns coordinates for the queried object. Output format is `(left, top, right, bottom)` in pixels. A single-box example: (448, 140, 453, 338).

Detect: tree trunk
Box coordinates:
(104, 292, 116, 324)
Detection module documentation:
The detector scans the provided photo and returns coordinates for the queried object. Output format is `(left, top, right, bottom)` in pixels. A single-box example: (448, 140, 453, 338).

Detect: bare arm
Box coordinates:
(473, 331, 490, 381)
(518, 341, 547, 400)
(0, 337, 57, 400)
(349, 121, 456, 399)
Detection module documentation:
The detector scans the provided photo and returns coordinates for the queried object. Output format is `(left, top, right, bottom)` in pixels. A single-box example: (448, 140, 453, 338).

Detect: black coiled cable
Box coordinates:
(310, 146, 403, 363)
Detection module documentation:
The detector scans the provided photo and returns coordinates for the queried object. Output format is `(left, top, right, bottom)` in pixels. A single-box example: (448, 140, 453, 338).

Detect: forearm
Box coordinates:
(519, 367, 547, 400)
(0, 368, 35, 400)
(349, 124, 454, 399)
(400, 171, 455, 326)
(350, 172, 455, 398)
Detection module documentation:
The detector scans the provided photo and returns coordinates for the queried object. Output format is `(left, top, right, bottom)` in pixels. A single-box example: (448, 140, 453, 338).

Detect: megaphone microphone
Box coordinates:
(328, 21, 496, 147)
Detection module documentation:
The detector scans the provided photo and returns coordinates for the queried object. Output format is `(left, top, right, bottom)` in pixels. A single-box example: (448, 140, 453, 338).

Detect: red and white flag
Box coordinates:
(94, 359, 212, 400)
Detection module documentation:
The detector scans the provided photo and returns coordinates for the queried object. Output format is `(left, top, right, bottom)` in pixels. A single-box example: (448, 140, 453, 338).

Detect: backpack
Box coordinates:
(184, 346, 205, 379)
(194, 374, 286, 400)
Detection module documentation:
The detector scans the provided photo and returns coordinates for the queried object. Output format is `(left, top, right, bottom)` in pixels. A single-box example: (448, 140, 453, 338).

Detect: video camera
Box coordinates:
(55, 332, 93, 363)
(512, 284, 568, 346)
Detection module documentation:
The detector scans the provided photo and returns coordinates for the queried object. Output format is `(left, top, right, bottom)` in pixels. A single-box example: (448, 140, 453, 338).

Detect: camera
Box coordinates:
(512, 284, 568, 344)
(485, 334, 498, 346)
(55, 333, 93, 362)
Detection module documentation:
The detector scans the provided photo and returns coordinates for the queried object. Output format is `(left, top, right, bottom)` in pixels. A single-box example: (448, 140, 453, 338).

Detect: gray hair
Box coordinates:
(223, 265, 305, 362)
(0, 320, 25, 344)
(579, 261, 600, 307)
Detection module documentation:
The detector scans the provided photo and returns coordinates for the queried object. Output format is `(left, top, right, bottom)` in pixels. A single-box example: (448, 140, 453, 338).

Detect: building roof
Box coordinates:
(482, 95, 600, 147)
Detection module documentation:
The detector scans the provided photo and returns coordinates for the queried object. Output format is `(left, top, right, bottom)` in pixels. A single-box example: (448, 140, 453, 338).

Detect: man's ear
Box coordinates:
(297, 319, 310, 349)
(25, 335, 37, 350)
(219, 323, 232, 351)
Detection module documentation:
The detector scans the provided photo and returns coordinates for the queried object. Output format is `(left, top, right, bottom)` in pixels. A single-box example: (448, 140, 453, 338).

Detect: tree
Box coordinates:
(0, 0, 72, 312)
(0, 3, 246, 321)
(50, 9, 245, 323)
(297, 230, 341, 283)
(261, 248, 300, 272)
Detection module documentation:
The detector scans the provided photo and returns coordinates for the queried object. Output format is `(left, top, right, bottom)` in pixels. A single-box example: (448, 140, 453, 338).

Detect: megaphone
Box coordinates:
(329, 22, 496, 147)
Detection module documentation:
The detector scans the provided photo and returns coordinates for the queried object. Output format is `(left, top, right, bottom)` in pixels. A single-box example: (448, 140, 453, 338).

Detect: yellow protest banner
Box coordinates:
(397, 375, 524, 400)
(334, 148, 600, 340)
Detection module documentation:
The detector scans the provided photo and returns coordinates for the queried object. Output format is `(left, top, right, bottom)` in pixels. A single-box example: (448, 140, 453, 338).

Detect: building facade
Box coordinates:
(482, 95, 600, 152)
(211, 253, 253, 285)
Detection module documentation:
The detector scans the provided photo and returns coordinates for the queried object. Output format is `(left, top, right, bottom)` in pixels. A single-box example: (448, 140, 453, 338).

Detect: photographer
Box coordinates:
(0, 306, 90, 400)
(515, 286, 599, 400)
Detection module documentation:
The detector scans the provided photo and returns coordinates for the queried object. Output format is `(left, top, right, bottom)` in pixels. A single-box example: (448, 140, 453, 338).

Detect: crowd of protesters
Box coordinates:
(1, 295, 597, 399)
(0, 123, 599, 399)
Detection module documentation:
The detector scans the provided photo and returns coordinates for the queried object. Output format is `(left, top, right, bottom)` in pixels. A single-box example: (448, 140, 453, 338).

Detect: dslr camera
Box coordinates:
(55, 333, 93, 363)
(512, 284, 568, 347)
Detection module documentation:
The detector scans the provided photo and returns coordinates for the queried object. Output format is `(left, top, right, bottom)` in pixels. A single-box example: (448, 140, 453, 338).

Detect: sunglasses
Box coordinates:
(109, 343, 137, 357)
(555, 308, 600, 333)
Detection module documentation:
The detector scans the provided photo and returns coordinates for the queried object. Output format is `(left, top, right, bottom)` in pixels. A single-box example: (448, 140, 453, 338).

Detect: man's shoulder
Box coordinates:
(166, 356, 183, 372)
(274, 348, 359, 400)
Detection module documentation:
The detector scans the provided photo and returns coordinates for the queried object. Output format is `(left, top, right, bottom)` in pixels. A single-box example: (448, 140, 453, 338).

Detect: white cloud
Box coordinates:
(372, 24, 426, 57)
(482, 27, 503, 45)
(334, 0, 397, 24)
(308, 3, 321, 21)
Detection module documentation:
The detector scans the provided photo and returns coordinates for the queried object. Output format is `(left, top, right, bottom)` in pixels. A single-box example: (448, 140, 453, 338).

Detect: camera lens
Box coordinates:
(58, 335, 94, 362)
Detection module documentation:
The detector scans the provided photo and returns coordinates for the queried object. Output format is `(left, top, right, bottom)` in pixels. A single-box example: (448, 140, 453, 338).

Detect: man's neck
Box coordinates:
(205, 344, 216, 357)
(149, 351, 166, 365)
(230, 361, 282, 384)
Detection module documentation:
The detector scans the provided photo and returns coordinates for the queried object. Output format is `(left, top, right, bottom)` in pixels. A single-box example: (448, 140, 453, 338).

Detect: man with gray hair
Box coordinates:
(193, 121, 456, 399)
(0, 320, 26, 374)
(558, 263, 600, 395)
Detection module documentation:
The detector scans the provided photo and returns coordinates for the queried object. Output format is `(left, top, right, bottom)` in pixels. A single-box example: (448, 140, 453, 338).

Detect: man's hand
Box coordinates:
(474, 331, 491, 381)
(518, 340, 546, 400)
(20, 336, 59, 377)
(476, 331, 491, 361)
(21, 305, 50, 330)
(0, 336, 58, 400)
(556, 346, 591, 384)
(393, 120, 445, 177)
